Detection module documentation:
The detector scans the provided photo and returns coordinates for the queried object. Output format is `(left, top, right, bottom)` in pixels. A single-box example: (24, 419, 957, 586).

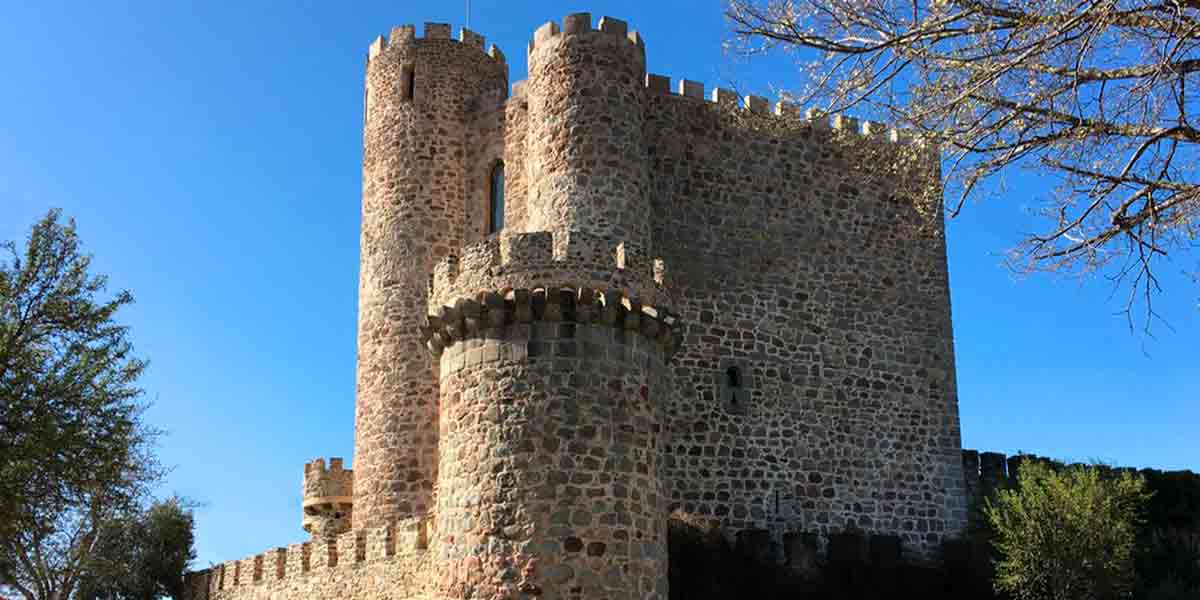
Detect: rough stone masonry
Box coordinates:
(182, 11, 967, 600)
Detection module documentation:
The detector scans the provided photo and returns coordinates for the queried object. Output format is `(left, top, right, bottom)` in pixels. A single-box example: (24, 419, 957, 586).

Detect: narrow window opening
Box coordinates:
(363, 84, 371, 126)
(726, 366, 742, 404)
(401, 65, 415, 101)
(488, 161, 505, 234)
(726, 366, 742, 388)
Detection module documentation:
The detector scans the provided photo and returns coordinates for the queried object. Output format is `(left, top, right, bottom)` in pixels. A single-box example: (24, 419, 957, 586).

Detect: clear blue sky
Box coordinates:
(1, 0, 1196, 569)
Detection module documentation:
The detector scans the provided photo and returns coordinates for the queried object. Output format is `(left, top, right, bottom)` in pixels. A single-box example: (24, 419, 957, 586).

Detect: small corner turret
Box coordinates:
(301, 458, 353, 540)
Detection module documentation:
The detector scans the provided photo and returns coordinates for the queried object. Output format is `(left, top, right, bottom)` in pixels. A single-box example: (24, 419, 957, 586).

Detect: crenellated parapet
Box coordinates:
(525, 13, 644, 58)
(513, 13, 933, 156)
(367, 22, 506, 66)
(428, 230, 668, 307)
(301, 458, 353, 540)
(641, 71, 929, 148)
(420, 231, 680, 359)
(182, 519, 430, 600)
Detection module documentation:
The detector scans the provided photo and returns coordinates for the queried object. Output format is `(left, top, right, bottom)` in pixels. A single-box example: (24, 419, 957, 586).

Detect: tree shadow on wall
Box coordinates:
(667, 511, 1000, 600)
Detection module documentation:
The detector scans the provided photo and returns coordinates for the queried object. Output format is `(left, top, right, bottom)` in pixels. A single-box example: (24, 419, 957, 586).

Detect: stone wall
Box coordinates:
(464, 89, 507, 244)
(182, 520, 430, 600)
(501, 84, 530, 234)
(958, 448, 1155, 508)
(636, 78, 963, 561)
(430, 319, 670, 599)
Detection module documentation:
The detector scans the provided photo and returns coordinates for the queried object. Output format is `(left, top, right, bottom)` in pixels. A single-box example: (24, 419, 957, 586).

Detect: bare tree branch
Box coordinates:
(728, 0, 1200, 326)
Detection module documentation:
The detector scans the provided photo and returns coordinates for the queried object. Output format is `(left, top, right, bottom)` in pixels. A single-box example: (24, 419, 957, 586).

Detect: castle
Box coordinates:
(182, 12, 967, 600)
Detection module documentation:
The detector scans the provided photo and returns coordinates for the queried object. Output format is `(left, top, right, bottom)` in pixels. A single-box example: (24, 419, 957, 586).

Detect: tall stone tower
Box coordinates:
(420, 15, 679, 600)
(355, 23, 507, 530)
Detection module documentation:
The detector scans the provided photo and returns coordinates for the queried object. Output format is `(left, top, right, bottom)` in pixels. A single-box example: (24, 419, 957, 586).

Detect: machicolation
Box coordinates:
(183, 11, 967, 600)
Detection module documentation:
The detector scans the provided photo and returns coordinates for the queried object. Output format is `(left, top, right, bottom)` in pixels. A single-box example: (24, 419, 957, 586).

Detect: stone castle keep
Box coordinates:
(183, 12, 967, 600)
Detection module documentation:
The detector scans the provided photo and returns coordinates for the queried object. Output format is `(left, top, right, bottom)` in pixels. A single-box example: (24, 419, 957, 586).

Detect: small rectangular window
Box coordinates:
(400, 65, 415, 101)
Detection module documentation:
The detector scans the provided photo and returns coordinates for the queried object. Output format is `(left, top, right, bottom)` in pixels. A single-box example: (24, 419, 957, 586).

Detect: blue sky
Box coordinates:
(1, 0, 1195, 568)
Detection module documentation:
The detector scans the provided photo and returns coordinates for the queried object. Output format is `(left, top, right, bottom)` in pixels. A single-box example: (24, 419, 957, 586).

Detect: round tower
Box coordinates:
(355, 22, 508, 530)
(302, 458, 353, 540)
(524, 13, 652, 254)
(420, 15, 674, 600)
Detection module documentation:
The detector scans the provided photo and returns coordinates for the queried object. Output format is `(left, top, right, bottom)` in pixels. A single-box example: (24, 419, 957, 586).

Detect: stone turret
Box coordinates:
(524, 13, 653, 263)
(354, 22, 508, 530)
(302, 458, 353, 540)
(421, 15, 674, 600)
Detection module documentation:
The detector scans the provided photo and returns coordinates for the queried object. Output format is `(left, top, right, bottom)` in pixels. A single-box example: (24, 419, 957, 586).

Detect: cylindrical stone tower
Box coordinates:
(355, 22, 507, 530)
(524, 13, 651, 252)
(420, 15, 677, 599)
(423, 234, 677, 600)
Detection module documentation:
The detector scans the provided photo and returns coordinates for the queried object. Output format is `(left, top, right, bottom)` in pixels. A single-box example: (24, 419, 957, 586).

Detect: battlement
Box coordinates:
(421, 232, 679, 359)
(302, 457, 353, 505)
(506, 71, 923, 149)
(517, 12, 924, 147)
(182, 519, 429, 600)
(641, 72, 925, 146)
(960, 448, 1137, 493)
(428, 230, 668, 309)
(508, 33, 928, 154)
(367, 22, 505, 65)
(526, 13, 644, 57)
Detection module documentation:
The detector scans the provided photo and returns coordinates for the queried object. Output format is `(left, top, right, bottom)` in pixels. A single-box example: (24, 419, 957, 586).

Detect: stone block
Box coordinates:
(677, 79, 703, 98)
(423, 22, 451, 39)
(646, 73, 670, 94)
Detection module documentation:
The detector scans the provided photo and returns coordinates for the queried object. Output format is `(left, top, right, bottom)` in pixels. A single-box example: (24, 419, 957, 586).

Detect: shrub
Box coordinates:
(985, 461, 1150, 600)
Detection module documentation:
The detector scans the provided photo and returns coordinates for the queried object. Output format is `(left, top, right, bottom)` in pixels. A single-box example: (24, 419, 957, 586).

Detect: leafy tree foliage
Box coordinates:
(985, 461, 1150, 600)
(76, 497, 197, 600)
(727, 0, 1200, 324)
(0, 210, 161, 600)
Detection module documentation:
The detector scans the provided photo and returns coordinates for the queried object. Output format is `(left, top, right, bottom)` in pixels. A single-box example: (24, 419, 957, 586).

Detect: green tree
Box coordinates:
(0, 209, 161, 600)
(985, 461, 1151, 600)
(76, 497, 197, 600)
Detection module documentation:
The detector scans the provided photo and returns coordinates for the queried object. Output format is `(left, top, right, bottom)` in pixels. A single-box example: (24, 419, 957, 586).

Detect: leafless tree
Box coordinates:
(727, 0, 1199, 326)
